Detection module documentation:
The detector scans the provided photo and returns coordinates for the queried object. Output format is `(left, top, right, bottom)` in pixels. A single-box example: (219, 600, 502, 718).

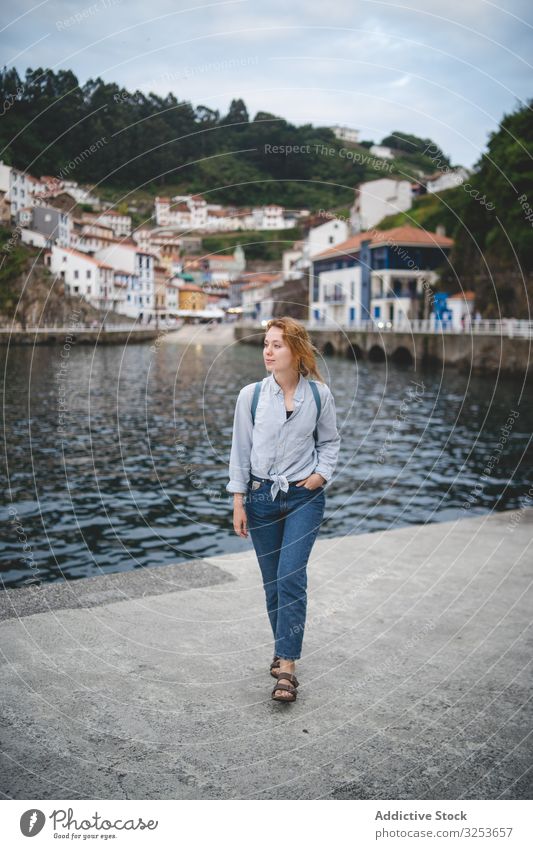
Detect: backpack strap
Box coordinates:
(308, 380, 322, 441)
(250, 380, 263, 425)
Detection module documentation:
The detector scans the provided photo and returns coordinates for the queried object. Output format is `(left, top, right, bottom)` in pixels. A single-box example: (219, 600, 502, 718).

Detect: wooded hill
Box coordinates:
(0, 67, 448, 210)
(380, 100, 533, 317)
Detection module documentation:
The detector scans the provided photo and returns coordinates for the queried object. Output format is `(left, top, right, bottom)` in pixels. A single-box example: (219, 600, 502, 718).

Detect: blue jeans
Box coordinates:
(245, 473, 326, 660)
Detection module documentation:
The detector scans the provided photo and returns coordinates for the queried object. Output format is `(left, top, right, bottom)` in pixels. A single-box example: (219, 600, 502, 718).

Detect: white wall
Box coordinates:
(96, 244, 136, 274)
(310, 265, 363, 325)
(0, 162, 11, 194)
(21, 228, 47, 248)
(50, 247, 96, 299)
(353, 178, 413, 230)
(308, 219, 349, 257)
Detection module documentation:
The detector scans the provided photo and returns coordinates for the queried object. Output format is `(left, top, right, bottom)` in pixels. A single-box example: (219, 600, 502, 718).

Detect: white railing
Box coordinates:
(239, 319, 533, 339)
(0, 324, 158, 332)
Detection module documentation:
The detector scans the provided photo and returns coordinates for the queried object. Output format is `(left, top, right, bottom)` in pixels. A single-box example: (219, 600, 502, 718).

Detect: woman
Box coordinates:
(226, 317, 341, 702)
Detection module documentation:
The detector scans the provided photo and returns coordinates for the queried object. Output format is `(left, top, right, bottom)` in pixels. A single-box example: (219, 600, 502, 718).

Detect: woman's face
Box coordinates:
(263, 327, 295, 373)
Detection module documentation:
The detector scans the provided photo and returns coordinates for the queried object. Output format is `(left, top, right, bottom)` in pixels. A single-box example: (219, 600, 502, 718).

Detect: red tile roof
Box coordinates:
(371, 225, 453, 248)
(55, 246, 113, 269)
(313, 225, 453, 259)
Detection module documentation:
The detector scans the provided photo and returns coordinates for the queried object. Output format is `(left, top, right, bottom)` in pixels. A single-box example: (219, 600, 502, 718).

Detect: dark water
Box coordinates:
(2, 339, 532, 588)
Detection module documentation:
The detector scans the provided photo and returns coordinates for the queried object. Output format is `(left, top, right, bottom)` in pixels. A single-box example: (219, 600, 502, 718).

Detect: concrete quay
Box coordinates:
(0, 327, 159, 345)
(0, 509, 531, 800)
(235, 324, 533, 376)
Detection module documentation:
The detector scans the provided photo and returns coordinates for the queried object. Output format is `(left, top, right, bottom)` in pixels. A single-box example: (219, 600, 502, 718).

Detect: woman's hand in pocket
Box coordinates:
(296, 473, 326, 491)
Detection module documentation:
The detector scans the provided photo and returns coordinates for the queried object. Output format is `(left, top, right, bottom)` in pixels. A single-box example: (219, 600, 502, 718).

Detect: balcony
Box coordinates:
(323, 293, 346, 303)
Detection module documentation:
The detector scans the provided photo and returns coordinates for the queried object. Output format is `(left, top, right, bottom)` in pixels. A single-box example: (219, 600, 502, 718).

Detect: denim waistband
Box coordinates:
(250, 473, 300, 485)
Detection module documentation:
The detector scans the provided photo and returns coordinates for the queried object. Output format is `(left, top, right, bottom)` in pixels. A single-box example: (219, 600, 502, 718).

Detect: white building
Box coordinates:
(165, 280, 179, 312)
(155, 195, 293, 232)
(154, 195, 208, 229)
(240, 274, 282, 322)
(113, 270, 137, 315)
(281, 218, 349, 282)
(59, 180, 99, 207)
(308, 218, 349, 257)
(20, 204, 71, 247)
(0, 162, 40, 217)
(47, 246, 116, 310)
(20, 228, 48, 249)
(93, 210, 132, 237)
(350, 178, 413, 231)
(250, 204, 287, 230)
(96, 243, 155, 318)
(310, 233, 366, 327)
(311, 225, 454, 328)
(330, 125, 359, 144)
(206, 207, 244, 231)
(369, 145, 395, 160)
(426, 168, 469, 193)
(0, 163, 100, 219)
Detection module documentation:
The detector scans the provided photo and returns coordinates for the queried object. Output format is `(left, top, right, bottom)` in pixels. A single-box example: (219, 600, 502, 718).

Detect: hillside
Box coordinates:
(378, 99, 533, 318)
(0, 67, 444, 212)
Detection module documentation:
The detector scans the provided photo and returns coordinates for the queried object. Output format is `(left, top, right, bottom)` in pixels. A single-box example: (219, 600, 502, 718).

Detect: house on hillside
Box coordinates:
(47, 246, 119, 311)
(425, 168, 469, 193)
(240, 273, 282, 322)
(95, 243, 156, 319)
(17, 204, 72, 247)
(350, 177, 413, 232)
(330, 125, 359, 144)
(310, 225, 454, 327)
(369, 145, 395, 160)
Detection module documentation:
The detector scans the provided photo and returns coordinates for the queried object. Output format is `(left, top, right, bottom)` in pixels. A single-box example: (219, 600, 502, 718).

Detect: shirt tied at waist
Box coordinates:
(269, 472, 289, 501)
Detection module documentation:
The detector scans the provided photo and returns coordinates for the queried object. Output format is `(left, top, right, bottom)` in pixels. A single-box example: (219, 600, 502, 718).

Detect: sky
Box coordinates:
(2, 0, 532, 168)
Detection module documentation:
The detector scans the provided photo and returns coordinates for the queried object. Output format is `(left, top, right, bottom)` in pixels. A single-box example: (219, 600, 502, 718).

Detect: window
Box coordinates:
(74, 270, 79, 279)
(86, 270, 91, 279)
(73, 286, 79, 293)
(87, 286, 91, 294)
(62, 256, 67, 263)
(45, 214, 51, 222)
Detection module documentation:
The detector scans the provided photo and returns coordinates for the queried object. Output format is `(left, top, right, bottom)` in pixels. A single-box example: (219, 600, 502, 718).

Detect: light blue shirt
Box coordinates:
(226, 372, 341, 501)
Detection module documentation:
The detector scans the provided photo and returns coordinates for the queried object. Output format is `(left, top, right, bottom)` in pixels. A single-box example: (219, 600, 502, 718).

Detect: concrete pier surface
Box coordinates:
(1, 509, 531, 800)
(160, 321, 236, 346)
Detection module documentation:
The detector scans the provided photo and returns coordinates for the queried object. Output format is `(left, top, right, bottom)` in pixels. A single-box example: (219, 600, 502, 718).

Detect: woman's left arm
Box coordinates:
(313, 389, 341, 485)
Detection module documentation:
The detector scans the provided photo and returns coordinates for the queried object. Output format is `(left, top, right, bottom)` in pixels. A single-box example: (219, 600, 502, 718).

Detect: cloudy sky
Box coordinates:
(2, 0, 532, 168)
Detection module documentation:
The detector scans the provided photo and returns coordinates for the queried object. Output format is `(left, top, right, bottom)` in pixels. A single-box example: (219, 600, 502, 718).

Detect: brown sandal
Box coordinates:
(271, 672, 299, 702)
(270, 656, 281, 678)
